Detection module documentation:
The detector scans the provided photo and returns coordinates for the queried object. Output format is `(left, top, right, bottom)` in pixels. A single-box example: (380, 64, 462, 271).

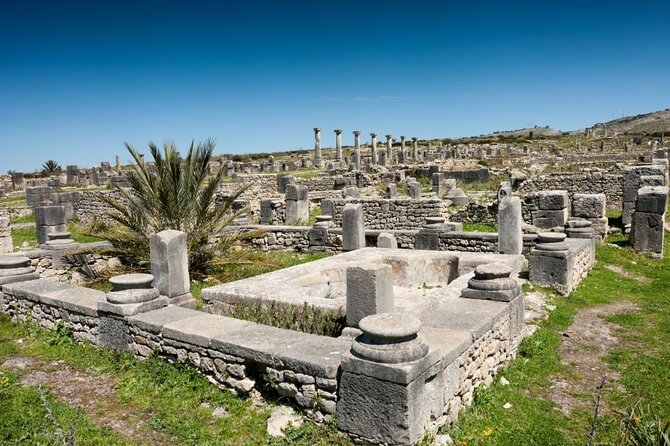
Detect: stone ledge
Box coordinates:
(3, 279, 105, 317)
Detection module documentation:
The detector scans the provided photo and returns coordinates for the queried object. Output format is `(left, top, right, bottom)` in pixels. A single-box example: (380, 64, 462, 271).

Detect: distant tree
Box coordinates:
(41, 160, 62, 176)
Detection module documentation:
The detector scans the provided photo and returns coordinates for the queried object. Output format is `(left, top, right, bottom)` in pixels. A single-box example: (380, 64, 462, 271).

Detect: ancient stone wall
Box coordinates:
(322, 198, 449, 230)
(518, 172, 623, 209)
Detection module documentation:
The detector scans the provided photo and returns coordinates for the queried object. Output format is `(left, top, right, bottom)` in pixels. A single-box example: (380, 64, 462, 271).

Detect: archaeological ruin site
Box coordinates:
(1, 119, 669, 445)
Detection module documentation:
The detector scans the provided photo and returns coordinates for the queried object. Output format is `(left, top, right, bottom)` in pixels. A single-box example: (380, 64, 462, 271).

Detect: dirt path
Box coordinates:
(541, 301, 638, 416)
(2, 355, 174, 445)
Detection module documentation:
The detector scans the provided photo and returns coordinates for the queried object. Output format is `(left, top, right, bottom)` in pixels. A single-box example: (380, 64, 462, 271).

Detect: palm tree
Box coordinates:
(41, 160, 62, 176)
(94, 139, 250, 276)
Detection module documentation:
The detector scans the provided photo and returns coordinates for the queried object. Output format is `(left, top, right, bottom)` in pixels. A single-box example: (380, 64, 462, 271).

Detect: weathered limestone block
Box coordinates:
(461, 262, 521, 302)
(497, 196, 522, 254)
(0, 255, 40, 285)
(150, 229, 196, 308)
(377, 232, 398, 249)
(285, 184, 309, 225)
(630, 186, 668, 256)
(345, 265, 393, 327)
(537, 190, 569, 210)
(531, 209, 568, 228)
(342, 203, 365, 251)
(572, 193, 606, 219)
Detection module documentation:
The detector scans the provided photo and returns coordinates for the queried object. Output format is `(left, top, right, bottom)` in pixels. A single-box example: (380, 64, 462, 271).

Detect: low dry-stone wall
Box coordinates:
(518, 172, 623, 209)
(322, 198, 449, 230)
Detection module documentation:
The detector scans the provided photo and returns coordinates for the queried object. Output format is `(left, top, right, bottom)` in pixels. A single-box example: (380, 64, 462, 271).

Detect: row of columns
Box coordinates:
(312, 128, 422, 167)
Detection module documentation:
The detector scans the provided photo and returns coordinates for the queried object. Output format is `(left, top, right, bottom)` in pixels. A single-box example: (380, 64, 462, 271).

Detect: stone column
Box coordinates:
(334, 129, 343, 162)
(11, 172, 24, 190)
(285, 184, 309, 225)
(529, 233, 572, 295)
(342, 203, 365, 251)
(353, 130, 361, 170)
(411, 137, 418, 159)
(313, 127, 322, 167)
(115, 155, 121, 171)
(399, 136, 406, 162)
(150, 229, 196, 307)
(385, 134, 393, 163)
(338, 313, 430, 445)
(370, 132, 377, 165)
(498, 196, 523, 254)
(66, 165, 79, 185)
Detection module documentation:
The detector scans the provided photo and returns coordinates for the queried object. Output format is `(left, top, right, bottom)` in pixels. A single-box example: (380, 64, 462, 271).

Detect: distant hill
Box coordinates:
(478, 126, 562, 138)
(581, 108, 670, 135)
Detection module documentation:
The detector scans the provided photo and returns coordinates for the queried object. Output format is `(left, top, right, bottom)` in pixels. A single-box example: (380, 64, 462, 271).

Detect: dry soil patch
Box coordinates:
(2, 356, 173, 445)
(542, 301, 638, 416)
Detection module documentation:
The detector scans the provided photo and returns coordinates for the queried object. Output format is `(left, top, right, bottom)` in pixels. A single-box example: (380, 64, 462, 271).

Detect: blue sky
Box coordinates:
(1, 0, 669, 172)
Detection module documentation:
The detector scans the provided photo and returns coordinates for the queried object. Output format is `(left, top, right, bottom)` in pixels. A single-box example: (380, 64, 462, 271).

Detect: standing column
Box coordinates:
(313, 127, 322, 167)
(400, 136, 407, 162)
(353, 130, 361, 170)
(385, 134, 393, 163)
(335, 129, 343, 162)
(370, 132, 378, 165)
(412, 137, 418, 159)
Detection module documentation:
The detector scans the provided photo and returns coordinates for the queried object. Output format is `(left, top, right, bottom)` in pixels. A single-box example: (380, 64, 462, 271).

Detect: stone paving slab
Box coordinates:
(128, 305, 202, 334)
(162, 313, 252, 348)
(3, 279, 105, 316)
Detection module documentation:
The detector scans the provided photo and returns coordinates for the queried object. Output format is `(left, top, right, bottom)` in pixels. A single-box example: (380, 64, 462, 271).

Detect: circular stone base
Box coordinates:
(109, 273, 154, 292)
(352, 313, 428, 364)
(0, 256, 30, 269)
(474, 262, 512, 280)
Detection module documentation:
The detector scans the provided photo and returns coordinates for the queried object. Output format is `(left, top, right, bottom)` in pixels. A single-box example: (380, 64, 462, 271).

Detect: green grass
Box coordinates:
(0, 317, 351, 446)
(0, 196, 27, 207)
(443, 232, 670, 445)
(10, 226, 37, 249)
(9, 213, 35, 224)
(462, 222, 497, 233)
(209, 250, 329, 284)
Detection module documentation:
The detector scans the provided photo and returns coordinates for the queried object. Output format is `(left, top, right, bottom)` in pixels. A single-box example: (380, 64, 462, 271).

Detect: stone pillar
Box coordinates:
(385, 134, 393, 163)
(623, 165, 667, 227)
(338, 313, 430, 445)
(461, 263, 521, 302)
(313, 127, 322, 167)
(411, 137, 418, 159)
(342, 203, 365, 251)
(0, 256, 39, 286)
(0, 209, 13, 254)
(399, 136, 406, 162)
(432, 173, 447, 198)
(377, 232, 398, 249)
(353, 131, 361, 170)
(529, 233, 572, 295)
(334, 129, 343, 162)
(370, 132, 378, 165)
(150, 229, 196, 307)
(35, 205, 67, 245)
(385, 183, 396, 199)
(66, 165, 79, 185)
(268, 155, 276, 172)
(276, 173, 295, 193)
(378, 150, 387, 167)
(498, 196, 523, 254)
(285, 184, 309, 225)
(407, 180, 421, 199)
(308, 215, 333, 249)
(11, 172, 24, 190)
(98, 273, 168, 350)
(115, 155, 121, 171)
(345, 264, 393, 327)
(630, 186, 668, 257)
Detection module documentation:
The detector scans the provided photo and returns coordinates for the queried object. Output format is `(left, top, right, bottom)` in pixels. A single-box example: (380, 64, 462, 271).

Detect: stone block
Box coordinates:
(640, 175, 666, 187)
(285, 199, 309, 225)
(150, 229, 190, 298)
(260, 199, 275, 225)
(407, 182, 422, 199)
(342, 203, 365, 251)
(635, 186, 668, 214)
(497, 196, 522, 254)
(277, 174, 295, 193)
(538, 190, 568, 210)
(345, 265, 393, 327)
(572, 193, 606, 218)
(414, 230, 440, 251)
(35, 205, 65, 226)
(285, 183, 308, 201)
(630, 212, 664, 254)
(531, 209, 568, 228)
(377, 232, 398, 249)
